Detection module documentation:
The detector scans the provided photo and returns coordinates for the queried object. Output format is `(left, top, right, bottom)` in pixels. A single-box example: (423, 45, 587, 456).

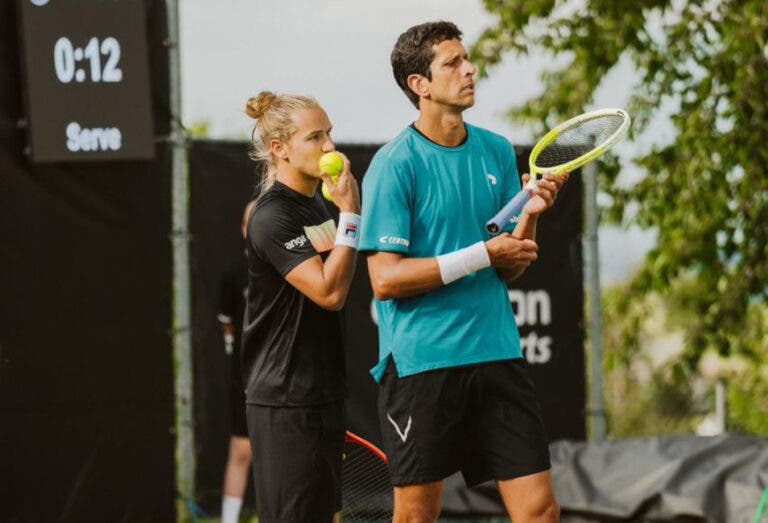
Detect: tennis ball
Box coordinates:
(319, 152, 344, 176)
(322, 182, 335, 201)
(319, 152, 343, 201)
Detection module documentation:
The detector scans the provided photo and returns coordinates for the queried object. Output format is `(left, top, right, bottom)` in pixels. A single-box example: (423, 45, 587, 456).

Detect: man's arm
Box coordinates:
(367, 233, 539, 301)
(273, 152, 361, 311)
(495, 211, 539, 282)
(368, 172, 570, 296)
(496, 172, 570, 283)
(285, 245, 357, 311)
(366, 252, 442, 300)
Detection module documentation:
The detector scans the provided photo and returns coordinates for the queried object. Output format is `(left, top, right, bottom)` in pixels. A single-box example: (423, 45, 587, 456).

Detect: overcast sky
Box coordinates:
(179, 0, 656, 283)
(180, 0, 593, 142)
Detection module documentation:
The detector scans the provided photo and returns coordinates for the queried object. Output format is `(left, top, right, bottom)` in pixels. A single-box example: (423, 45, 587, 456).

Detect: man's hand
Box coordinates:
(485, 233, 538, 271)
(521, 172, 570, 216)
(319, 152, 361, 214)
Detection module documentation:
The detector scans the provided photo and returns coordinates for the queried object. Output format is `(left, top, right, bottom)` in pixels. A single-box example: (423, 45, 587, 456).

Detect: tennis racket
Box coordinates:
(486, 108, 631, 234)
(341, 431, 392, 522)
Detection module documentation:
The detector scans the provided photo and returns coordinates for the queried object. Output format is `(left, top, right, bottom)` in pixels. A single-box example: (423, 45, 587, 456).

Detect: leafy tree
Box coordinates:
(471, 0, 767, 433)
(187, 120, 210, 138)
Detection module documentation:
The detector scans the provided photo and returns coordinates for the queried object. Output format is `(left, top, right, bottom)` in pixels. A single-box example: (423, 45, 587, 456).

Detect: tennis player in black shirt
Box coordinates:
(241, 91, 360, 523)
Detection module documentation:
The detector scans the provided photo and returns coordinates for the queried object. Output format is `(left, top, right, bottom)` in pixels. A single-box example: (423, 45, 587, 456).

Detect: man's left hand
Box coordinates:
(521, 172, 570, 215)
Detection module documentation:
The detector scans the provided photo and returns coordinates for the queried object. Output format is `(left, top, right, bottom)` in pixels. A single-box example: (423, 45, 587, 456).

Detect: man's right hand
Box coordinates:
(485, 233, 538, 271)
(320, 152, 361, 214)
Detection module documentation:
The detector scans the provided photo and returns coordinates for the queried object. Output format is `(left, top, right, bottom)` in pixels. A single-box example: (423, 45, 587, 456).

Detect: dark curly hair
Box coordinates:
(391, 21, 463, 109)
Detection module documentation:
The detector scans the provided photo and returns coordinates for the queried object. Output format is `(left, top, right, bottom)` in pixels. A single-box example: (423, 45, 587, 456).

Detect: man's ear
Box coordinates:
(270, 139, 288, 161)
(407, 74, 430, 101)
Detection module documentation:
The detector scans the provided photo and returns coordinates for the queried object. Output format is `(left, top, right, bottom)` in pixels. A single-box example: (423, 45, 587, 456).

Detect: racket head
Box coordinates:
(529, 108, 631, 176)
(341, 431, 392, 522)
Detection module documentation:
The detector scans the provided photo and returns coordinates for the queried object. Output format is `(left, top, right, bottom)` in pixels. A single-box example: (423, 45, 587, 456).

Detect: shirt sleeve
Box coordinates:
(359, 155, 412, 254)
(500, 142, 522, 234)
(248, 201, 320, 276)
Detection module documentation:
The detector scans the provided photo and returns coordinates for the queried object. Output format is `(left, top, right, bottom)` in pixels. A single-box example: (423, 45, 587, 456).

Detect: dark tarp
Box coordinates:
(551, 434, 768, 523)
(187, 139, 261, 506)
(1, 1, 175, 521)
(439, 434, 768, 522)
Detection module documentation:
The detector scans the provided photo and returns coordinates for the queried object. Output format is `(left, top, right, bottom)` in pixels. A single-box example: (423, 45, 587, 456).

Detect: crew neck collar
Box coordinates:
(273, 180, 316, 201)
(409, 122, 470, 150)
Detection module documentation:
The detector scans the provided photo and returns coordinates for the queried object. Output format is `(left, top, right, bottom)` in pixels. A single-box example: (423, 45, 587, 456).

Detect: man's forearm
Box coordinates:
(368, 255, 444, 300)
(512, 212, 538, 240)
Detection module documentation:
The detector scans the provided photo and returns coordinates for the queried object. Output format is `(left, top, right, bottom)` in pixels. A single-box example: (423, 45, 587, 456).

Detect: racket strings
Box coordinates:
(535, 114, 626, 169)
(341, 442, 393, 522)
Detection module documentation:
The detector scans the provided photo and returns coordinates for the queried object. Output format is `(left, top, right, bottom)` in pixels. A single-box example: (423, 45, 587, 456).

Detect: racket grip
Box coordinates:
(485, 188, 535, 234)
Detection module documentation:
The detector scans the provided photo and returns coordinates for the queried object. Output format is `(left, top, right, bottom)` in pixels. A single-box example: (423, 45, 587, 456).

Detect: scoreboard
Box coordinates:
(17, 0, 154, 162)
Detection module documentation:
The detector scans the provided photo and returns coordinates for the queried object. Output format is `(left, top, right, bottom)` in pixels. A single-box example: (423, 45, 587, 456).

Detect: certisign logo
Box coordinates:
(379, 236, 409, 247)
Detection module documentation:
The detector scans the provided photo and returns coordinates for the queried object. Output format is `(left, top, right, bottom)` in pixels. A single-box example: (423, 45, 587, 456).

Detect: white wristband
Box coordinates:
(436, 241, 491, 285)
(335, 212, 361, 249)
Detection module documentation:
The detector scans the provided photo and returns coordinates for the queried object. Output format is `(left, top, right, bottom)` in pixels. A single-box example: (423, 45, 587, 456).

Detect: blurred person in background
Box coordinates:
(218, 199, 255, 523)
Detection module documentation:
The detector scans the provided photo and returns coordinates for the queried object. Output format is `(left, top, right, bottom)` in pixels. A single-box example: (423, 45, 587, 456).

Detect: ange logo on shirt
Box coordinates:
(284, 235, 308, 250)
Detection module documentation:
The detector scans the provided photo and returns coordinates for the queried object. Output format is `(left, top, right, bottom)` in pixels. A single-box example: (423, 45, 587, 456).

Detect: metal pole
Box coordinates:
(715, 379, 727, 433)
(583, 162, 606, 440)
(165, 0, 195, 519)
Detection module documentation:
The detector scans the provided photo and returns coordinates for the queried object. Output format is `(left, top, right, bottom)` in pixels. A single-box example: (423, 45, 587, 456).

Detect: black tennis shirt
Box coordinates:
(241, 182, 346, 406)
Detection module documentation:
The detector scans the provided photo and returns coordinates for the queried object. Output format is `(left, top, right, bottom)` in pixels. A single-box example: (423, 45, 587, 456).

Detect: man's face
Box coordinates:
(425, 38, 477, 110)
(284, 107, 335, 178)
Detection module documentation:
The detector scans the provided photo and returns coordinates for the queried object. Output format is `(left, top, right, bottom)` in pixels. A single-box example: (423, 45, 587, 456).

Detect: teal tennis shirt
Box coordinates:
(360, 123, 524, 382)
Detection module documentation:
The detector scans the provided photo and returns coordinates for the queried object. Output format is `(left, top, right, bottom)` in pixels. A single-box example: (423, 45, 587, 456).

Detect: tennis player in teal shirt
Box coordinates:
(362, 121, 525, 381)
(359, 21, 568, 523)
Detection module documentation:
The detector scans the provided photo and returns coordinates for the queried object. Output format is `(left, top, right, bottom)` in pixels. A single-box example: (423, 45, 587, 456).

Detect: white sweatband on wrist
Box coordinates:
(335, 212, 361, 249)
(436, 241, 491, 285)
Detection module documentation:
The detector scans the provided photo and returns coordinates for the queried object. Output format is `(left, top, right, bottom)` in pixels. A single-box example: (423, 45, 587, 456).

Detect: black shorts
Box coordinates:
(378, 358, 550, 487)
(246, 401, 345, 523)
(229, 385, 249, 437)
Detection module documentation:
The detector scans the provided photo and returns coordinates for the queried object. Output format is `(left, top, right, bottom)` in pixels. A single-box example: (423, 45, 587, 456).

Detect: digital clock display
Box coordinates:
(17, 0, 154, 162)
(54, 37, 124, 84)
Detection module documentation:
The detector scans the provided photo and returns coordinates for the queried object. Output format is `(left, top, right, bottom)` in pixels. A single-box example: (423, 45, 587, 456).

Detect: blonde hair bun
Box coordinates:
(246, 92, 320, 190)
(245, 91, 277, 119)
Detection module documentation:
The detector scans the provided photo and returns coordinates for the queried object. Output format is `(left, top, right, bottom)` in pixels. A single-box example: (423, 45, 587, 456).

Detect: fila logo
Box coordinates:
(378, 236, 409, 247)
(487, 174, 498, 185)
(344, 223, 358, 238)
(284, 235, 308, 249)
(386, 413, 412, 443)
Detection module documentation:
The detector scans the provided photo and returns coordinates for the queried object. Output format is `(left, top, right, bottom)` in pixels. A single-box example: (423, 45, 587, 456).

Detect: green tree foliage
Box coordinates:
(187, 120, 210, 138)
(472, 0, 767, 433)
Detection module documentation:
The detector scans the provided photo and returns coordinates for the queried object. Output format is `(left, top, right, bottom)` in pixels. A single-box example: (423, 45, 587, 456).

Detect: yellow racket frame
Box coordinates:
(528, 108, 631, 177)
